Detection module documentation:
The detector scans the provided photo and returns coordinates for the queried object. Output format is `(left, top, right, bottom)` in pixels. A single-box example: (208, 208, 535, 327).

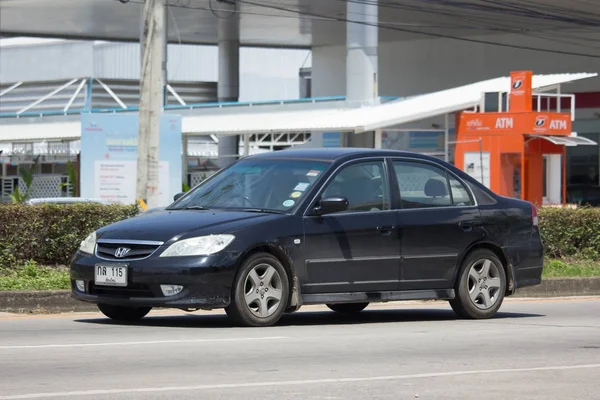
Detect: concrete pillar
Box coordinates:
(217, 14, 240, 168)
(243, 134, 250, 156)
(182, 135, 188, 187)
(346, 0, 378, 104)
(346, 0, 378, 148)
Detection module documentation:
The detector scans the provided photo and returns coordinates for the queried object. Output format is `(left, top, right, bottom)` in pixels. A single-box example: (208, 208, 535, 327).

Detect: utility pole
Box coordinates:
(136, 0, 166, 209)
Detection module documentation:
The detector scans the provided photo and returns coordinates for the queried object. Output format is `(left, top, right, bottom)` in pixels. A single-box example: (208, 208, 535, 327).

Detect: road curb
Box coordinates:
(0, 290, 96, 313)
(513, 277, 600, 298)
(1, 277, 599, 314)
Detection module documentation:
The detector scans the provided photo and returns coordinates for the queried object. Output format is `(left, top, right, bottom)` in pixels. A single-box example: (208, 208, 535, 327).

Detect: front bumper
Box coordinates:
(70, 251, 239, 309)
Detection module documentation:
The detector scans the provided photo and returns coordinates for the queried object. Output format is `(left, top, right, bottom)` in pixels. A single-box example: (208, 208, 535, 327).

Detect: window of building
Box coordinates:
(40, 163, 53, 174)
(567, 131, 599, 186)
(321, 160, 390, 212)
(6, 165, 18, 176)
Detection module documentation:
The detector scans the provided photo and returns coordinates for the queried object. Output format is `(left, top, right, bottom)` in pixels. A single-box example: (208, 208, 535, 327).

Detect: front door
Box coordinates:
(391, 159, 483, 290)
(302, 159, 401, 294)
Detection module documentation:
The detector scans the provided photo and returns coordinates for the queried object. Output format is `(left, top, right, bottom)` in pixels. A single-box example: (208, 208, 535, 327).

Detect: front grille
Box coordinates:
(96, 240, 162, 261)
(89, 283, 156, 298)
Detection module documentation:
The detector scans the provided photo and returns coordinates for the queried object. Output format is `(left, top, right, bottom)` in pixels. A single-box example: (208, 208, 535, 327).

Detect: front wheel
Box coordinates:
(97, 304, 152, 321)
(225, 253, 289, 327)
(327, 302, 369, 314)
(450, 249, 506, 319)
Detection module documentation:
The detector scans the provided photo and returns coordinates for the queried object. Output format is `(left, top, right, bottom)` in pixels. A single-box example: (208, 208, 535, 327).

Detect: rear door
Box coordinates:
(302, 158, 401, 294)
(391, 158, 483, 290)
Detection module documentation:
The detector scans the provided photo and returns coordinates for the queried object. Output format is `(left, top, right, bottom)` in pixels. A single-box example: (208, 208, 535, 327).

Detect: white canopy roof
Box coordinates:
(528, 134, 598, 147)
(0, 121, 81, 142)
(0, 72, 597, 142)
(183, 72, 598, 134)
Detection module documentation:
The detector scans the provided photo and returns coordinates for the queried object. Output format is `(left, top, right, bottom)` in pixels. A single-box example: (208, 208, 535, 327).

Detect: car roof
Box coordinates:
(245, 148, 435, 163)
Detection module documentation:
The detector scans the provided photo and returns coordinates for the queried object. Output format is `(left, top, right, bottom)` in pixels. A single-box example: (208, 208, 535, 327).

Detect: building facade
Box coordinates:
(0, 39, 312, 201)
(1, 0, 599, 204)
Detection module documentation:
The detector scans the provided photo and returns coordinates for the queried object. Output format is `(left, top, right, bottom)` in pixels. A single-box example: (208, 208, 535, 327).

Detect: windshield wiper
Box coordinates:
(178, 205, 210, 210)
(240, 208, 287, 215)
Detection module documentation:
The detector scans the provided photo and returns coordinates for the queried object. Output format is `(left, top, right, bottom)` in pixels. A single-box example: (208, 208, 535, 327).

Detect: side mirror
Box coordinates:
(173, 192, 185, 201)
(315, 196, 349, 215)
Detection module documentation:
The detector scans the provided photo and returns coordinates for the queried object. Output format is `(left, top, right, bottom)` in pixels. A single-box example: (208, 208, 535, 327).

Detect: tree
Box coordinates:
(10, 156, 40, 203)
(58, 160, 77, 197)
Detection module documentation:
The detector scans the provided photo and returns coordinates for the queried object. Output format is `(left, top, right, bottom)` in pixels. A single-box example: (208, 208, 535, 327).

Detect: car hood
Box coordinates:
(96, 209, 280, 242)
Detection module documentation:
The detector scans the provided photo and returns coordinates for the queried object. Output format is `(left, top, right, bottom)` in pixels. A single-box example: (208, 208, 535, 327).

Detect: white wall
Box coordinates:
(239, 48, 311, 102)
(0, 41, 94, 82)
(1, 38, 311, 103)
(312, 32, 600, 98)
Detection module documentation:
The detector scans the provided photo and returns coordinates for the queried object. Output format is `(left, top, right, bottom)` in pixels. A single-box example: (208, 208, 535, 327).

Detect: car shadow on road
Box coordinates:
(74, 307, 544, 329)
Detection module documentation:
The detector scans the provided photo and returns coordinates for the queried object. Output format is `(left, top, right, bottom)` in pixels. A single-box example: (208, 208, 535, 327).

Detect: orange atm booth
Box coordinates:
(454, 70, 596, 206)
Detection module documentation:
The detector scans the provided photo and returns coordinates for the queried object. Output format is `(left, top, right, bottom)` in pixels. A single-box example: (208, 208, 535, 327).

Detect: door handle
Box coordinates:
(377, 226, 394, 236)
(459, 220, 476, 231)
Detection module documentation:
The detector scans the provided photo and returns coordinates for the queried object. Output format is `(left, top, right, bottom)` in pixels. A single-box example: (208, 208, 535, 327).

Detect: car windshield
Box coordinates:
(169, 158, 330, 212)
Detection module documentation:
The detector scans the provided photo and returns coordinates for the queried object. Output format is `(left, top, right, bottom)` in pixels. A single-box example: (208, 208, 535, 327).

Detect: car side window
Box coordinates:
(393, 161, 453, 209)
(448, 175, 474, 206)
(321, 160, 390, 212)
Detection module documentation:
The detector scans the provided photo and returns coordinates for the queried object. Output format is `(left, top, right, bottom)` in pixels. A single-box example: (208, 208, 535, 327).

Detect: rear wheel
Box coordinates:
(327, 302, 369, 314)
(450, 249, 506, 319)
(97, 304, 152, 321)
(225, 253, 289, 327)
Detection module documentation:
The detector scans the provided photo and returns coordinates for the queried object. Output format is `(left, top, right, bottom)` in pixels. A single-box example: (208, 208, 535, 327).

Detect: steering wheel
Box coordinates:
(226, 193, 256, 207)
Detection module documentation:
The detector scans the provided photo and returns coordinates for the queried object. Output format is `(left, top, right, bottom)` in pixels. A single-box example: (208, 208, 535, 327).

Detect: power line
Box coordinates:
(123, 0, 600, 58)
(331, 0, 600, 30)
(235, 0, 600, 58)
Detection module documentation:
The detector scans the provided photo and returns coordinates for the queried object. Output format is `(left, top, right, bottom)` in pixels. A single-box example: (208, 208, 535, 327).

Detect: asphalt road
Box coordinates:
(1, 298, 600, 400)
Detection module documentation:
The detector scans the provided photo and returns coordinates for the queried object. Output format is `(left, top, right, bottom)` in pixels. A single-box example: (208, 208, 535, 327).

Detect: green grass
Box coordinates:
(0, 258, 598, 291)
(542, 259, 600, 278)
(0, 261, 70, 291)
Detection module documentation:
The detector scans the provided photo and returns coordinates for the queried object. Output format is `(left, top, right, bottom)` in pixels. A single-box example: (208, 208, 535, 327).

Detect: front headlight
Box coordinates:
(159, 234, 235, 257)
(79, 231, 97, 255)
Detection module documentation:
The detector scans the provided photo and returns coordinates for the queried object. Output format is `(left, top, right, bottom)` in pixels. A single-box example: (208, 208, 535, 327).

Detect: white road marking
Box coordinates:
(0, 336, 287, 350)
(1, 364, 599, 399)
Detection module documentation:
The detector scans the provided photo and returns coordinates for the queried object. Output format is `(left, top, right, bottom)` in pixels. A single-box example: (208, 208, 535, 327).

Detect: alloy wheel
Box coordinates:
(244, 263, 284, 318)
(467, 259, 502, 310)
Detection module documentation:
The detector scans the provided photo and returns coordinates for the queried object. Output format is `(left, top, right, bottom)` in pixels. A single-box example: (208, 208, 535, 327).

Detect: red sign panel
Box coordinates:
(457, 112, 571, 136)
(509, 71, 533, 113)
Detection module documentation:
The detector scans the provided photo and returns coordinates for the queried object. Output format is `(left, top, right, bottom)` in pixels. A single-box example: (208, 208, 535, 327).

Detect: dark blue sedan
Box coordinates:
(71, 148, 544, 327)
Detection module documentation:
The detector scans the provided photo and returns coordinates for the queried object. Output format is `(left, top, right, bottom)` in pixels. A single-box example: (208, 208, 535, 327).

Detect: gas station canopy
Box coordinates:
(0, 72, 596, 142)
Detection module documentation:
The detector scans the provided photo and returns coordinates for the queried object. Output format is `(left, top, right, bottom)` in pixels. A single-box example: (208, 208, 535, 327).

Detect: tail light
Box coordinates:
(531, 203, 539, 227)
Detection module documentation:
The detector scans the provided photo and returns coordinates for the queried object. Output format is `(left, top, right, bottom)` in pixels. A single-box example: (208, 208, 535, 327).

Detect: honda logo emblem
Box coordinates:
(114, 247, 131, 258)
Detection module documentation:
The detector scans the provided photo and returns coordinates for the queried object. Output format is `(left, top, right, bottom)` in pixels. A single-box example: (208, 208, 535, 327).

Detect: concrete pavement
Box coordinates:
(1, 299, 599, 400)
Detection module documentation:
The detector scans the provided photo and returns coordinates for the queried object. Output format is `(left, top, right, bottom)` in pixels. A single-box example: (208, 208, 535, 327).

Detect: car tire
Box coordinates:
(326, 302, 369, 314)
(450, 249, 507, 319)
(225, 252, 289, 327)
(97, 304, 152, 321)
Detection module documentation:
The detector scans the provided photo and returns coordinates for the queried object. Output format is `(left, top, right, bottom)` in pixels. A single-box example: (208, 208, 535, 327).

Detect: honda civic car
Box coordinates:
(70, 148, 544, 327)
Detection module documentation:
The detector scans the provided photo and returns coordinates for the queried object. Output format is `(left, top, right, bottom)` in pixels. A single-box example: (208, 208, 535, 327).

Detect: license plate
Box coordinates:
(95, 264, 128, 287)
